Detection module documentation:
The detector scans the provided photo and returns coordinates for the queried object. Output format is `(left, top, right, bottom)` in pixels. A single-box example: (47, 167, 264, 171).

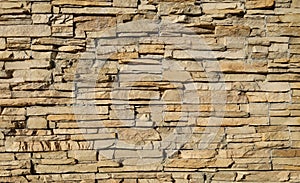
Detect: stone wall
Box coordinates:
(0, 0, 300, 182)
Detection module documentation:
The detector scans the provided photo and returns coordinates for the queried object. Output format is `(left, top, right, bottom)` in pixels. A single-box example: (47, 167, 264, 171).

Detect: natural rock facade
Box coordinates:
(0, 0, 300, 182)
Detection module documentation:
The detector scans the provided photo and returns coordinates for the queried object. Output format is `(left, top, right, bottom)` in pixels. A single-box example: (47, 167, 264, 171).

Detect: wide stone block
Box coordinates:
(113, 0, 138, 7)
(246, 0, 274, 9)
(13, 69, 51, 82)
(215, 25, 251, 37)
(27, 117, 48, 129)
(35, 164, 97, 173)
(0, 25, 51, 37)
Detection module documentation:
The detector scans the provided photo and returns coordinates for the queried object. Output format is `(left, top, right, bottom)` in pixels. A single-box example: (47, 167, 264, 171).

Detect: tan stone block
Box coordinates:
(202, 3, 238, 11)
(70, 133, 116, 140)
(58, 46, 84, 52)
(292, 0, 300, 8)
(68, 150, 97, 161)
(52, 25, 74, 37)
(172, 50, 217, 60)
(0, 153, 14, 161)
(215, 25, 251, 37)
(113, 0, 138, 7)
(61, 173, 96, 181)
(28, 106, 108, 115)
(32, 2, 51, 13)
(111, 90, 160, 100)
(100, 163, 162, 172)
(33, 151, 67, 159)
(279, 14, 300, 23)
(197, 117, 268, 126)
(226, 126, 256, 134)
(139, 44, 164, 54)
(52, 0, 112, 6)
(272, 149, 300, 157)
(0, 38, 5, 50)
(110, 52, 138, 60)
(36, 158, 76, 165)
(262, 131, 290, 141)
(61, 7, 137, 15)
(32, 14, 51, 24)
(164, 112, 187, 121)
(249, 103, 269, 116)
(246, 0, 274, 9)
(179, 150, 217, 159)
(13, 69, 51, 82)
(0, 51, 27, 61)
(1, 108, 26, 115)
(271, 117, 300, 125)
(219, 61, 267, 73)
(27, 117, 47, 129)
(0, 25, 51, 37)
(246, 92, 290, 102)
(35, 164, 97, 173)
(212, 172, 236, 181)
(163, 71, 191, 82)
(158, 2, 201, 15)
(255, 141, 289, 149)
(165, 159, 209, 168)
(267, 26, 300, 37)
(162, 90, 183, 102)
(110, 109, 134, 120)
(118, 128, 161, 145)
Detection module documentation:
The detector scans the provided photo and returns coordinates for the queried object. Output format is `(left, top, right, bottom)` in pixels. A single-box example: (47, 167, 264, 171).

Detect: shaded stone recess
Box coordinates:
(0, 0, 299, 182)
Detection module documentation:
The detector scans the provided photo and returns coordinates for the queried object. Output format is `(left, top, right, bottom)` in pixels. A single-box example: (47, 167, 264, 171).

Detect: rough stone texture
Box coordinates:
(0, 0, 299, 182)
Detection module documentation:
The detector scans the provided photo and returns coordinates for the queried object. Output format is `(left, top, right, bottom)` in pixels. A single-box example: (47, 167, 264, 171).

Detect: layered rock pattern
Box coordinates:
(0, 0, 300, 182)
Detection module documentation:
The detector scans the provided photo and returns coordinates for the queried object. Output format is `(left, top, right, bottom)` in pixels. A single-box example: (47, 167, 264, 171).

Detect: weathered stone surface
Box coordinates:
(202, 3, 243, 15)
(61, 7, 137, 15)
(52, 0, 112, 6)
(68, 150, 97, 161)
(158, 2, 201, 15)
(215, 25, 251, 37)
(32, 2, 51, 13)
(292, 0, 300, 8)
(246, 0, 275, 9)
(179, 150, 217, 159)
(0, 25, 51, 37)
(27, 117, 47, 129)
(113, 0, 138, 8)
(35, 164, 97, 173)
(118, 128, 161, 145)
(13, 69, 51, 82)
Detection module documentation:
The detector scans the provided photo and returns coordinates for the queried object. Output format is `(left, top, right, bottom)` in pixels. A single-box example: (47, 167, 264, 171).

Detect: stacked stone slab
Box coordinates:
(0, 0, 300, 182)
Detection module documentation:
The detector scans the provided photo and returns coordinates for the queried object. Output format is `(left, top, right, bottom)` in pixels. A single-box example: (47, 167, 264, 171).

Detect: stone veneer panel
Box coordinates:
(0, 0, 300, 182)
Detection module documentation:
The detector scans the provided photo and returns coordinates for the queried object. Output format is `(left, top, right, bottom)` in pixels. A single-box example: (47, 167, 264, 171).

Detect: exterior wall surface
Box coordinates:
(0, 0, 300, 182)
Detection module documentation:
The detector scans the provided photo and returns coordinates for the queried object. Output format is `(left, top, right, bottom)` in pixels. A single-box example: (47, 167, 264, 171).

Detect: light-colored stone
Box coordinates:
(113, 0, 137, 8)
(0, 25, 51, 37)
(246, 0, 275, 9)
(61, 7, 137, 15)
(52, 0, 112, 6)
(35, 164, 97, 173)
(68, 150, 97, 161)
(13, 69, 51, 82)
(158, 2, 201, 15)
(0, 38, 5, 50)
(32, 2, 51, 13)
(118, 128, 161, 145)
(27, 117, 47, 129)
(292, 0, 300, 8)
(179, 150, 217, 159)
